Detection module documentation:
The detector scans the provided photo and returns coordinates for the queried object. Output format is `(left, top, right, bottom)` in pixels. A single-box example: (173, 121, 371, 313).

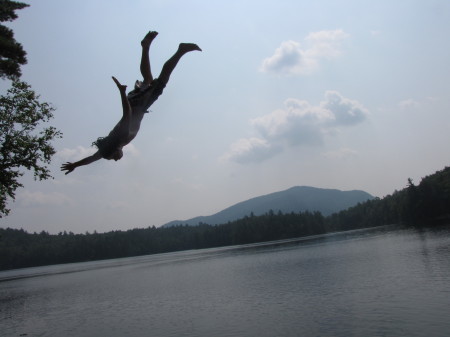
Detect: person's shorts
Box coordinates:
(127, 79, 166, 109)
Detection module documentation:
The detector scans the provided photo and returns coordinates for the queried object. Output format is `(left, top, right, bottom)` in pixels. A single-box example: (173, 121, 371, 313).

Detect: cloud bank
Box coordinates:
(57, 146, 96, 161)
(223, 91, 369, 164)
(260, 29, 349, 75)
(398, 99, 420, 110)
(57, 144, 140, 161)
(323, 147, 359, 160)
(221, 138, 282, 164)
(17, 191, 72, 207)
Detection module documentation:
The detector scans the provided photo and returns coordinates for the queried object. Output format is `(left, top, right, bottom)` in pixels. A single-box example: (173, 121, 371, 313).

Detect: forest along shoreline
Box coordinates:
(1, 166, 449, 271)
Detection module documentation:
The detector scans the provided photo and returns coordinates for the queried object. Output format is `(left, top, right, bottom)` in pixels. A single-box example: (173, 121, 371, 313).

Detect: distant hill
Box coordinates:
(164, 186, 374, 227)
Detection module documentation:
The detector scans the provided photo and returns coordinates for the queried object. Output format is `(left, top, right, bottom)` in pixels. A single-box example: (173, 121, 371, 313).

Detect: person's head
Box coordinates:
(92, 136, 123, 161)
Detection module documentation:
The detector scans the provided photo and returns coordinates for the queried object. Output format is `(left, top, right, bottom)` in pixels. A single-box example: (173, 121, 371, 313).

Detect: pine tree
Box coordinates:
(0, 0, 29, 80)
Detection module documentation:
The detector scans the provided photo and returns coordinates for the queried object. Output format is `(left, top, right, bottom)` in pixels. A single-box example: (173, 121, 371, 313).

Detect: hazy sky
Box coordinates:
(1, 0, 449, 234)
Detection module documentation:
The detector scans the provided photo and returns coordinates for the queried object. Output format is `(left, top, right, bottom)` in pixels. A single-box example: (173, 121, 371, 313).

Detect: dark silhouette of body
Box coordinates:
(61, 31, 201, 174)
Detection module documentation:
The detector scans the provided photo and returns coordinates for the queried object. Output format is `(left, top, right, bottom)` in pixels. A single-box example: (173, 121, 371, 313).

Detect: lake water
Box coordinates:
(1, 225, 450, 337)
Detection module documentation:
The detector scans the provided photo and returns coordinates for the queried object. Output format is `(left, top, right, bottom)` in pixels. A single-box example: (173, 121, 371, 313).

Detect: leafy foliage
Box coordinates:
(0, 0, 29, 80)
(0, 81, 62, 216)
(328, 167, 450, 230)
(0, 1, 61, 217)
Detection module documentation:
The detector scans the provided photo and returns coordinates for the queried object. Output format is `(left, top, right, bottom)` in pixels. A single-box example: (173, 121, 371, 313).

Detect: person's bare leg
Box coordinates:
(112, 76, 131, 119)
(140, 31, 159, 85)
(158, 43, 202, 86)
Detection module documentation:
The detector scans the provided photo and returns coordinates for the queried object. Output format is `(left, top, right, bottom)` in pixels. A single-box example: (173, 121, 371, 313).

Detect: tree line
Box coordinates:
(1, 166, 449, 271)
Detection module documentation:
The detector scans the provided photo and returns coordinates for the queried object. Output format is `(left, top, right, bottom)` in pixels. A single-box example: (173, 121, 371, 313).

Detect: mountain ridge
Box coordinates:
(164, 186, 374, 227)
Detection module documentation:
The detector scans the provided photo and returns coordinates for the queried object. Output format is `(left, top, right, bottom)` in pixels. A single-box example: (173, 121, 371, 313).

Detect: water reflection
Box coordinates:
(1, 224, 450, 337)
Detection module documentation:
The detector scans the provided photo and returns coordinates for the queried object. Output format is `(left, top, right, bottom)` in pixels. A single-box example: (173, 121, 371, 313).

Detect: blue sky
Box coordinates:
(1, 0, 450, 233)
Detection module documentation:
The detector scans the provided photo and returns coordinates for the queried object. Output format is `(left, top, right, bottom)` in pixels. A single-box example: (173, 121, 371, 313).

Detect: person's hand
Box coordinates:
(61, 162, 76, 175)
(112, 76, 127, 92)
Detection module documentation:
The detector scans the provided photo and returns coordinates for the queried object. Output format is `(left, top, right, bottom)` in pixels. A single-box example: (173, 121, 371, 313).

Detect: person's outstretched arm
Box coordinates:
(61, 151, 103, 175)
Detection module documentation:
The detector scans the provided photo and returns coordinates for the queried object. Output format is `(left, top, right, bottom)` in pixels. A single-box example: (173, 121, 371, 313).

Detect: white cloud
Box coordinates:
(223, 91, 369, 164)
(323, 148, 359, 160)
(220, 137, 281, 164)
(17, 191, 72, 207)
(322, 91, 369, 125)
(170, 178, 203, 191)
(398, 99, 420, 110)
(370, 30, 382, 37)
(259, 41, 315, 75)
(123, 143, 140, 157)
(305, 29, 349, 58)
(57, 146, 96, 161)
(260, 29, 349, 75)
(104, 200, 130, 211)
(251, 100, 331, 146)
(426, 96, 439, 103)
(57, 143, 140, 161)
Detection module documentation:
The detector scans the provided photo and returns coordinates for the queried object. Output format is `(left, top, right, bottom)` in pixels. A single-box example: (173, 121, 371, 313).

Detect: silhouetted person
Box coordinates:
(61, 31, 201, 174)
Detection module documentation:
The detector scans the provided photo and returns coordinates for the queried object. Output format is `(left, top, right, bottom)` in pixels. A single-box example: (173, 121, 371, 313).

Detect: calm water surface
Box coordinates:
(1, 225, 450, 337)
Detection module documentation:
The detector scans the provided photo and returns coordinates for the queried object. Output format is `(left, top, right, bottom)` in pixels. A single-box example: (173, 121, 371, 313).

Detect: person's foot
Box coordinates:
(178, 43, 202, 53)
(141, 31, 158, 48)
(112, 76, 127, 92)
